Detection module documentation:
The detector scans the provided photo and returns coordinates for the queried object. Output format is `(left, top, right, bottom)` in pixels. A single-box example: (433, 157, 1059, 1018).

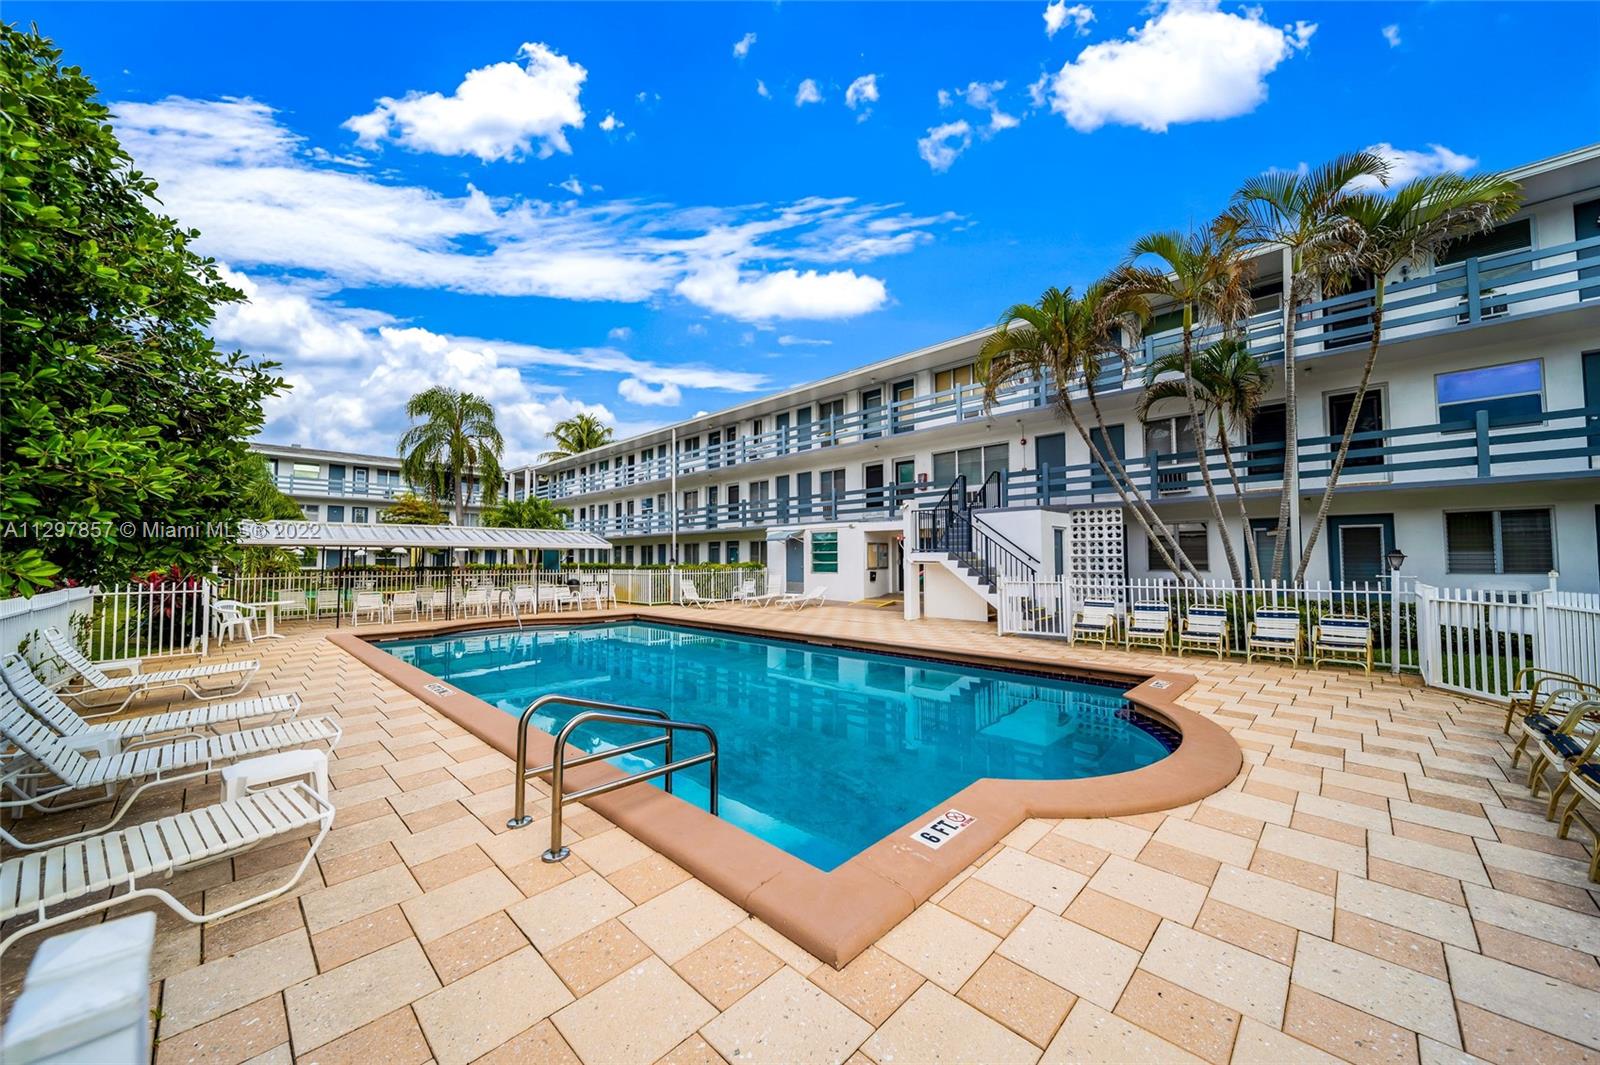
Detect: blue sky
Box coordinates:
(18, 1, 1598, 463)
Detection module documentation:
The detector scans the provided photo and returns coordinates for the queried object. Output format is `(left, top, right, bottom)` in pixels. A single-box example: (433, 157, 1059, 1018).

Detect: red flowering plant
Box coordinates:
(125, 565, 209, 650)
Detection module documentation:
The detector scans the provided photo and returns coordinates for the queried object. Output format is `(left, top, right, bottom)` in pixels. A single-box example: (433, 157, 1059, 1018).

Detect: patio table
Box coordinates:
(244, 600, 295, 640)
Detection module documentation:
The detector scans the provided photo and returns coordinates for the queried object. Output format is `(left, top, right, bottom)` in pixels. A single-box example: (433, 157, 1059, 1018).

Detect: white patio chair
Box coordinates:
(0, 686, 339, 835)
(730, 578, 761, 604)
(1178, 606, 1230, 658)
(537, 585, 574, 613)
(0, 778, 334, 961)
(276, 588, 310, 620)
(512, 584, 538, 613)
(212, 601, 257, 645)
(3, 654, 300, 745)
(427, 588, 449, 619)
(1246, 607, 1304, 666)
(461, 587, 491, 617)
(43, 628, 259, 716)
(388, 590, 420, 623)
(1124, 602, 1172, 654)
(313, 587, 341, 619)
(350, 591, 387, 625)
(1311, 614, 1375, 672)
(1071, 599, 1118, 648)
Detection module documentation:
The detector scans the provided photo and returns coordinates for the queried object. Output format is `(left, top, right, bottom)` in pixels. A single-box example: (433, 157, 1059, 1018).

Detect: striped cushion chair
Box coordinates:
(1503, 668, 1587, 735)
(1246, 608, 1303, 666)
(1071, 599, 1118, 649)
(1311, 615, 1375, 672)
(1510, 686, 1596, 769)
(1124, 602, 1172, 654)
(1179, 606, 1230, 658)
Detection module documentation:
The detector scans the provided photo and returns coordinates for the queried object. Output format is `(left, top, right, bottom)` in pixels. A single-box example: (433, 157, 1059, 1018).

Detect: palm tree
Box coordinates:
(1229, 151, 1390, 580)
(542, 412, 614, 462)
(1295, 171, 1522, 582)
(979, 285, 1202, 579)
(486, 497, 571, 530)
(397, 387, 505, 526)
(1137, 339, 1273, 580)
(1113, 218, 1254, 583)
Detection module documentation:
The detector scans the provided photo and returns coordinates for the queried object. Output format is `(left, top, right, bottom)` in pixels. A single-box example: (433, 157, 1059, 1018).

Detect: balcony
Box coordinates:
(537, 235, 1600, 503)
(271, 476, 492, 507)
(565, 403, 1599, 537)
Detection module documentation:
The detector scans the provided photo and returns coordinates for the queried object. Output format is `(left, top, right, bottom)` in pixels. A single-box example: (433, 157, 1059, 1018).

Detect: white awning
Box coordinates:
(237, 521, 610, 551)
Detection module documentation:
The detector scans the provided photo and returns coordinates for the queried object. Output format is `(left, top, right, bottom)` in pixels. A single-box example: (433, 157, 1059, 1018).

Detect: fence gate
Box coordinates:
(1415, 582, 1600, 702)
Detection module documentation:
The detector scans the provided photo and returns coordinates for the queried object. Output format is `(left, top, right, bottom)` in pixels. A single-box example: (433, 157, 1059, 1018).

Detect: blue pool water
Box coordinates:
(380, 622, 1175, 870)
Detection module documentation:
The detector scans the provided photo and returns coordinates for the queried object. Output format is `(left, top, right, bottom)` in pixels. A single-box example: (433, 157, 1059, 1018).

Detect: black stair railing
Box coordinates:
(913, 474, 1037, 592)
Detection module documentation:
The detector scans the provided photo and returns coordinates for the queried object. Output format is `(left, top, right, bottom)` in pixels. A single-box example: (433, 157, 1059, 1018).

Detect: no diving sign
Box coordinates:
(423, 682, 453, 697)
(910, 809, 975, 850)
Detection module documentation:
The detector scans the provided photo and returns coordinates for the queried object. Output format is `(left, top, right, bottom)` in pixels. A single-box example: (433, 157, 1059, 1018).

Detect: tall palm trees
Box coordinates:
(542, 412, 614, 462)
(1294, 171, 1521, 582)
(979, 284, 1202, 580)
(1113, 219, 1254, 583)
(1137, 339, 1272, 580)
(1229, 150, 1390, 579)
(397, 387, 505, 527)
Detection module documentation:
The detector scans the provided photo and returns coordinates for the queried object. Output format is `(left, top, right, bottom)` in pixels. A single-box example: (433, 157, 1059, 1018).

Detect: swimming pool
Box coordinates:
(380, 621, 1176, 871)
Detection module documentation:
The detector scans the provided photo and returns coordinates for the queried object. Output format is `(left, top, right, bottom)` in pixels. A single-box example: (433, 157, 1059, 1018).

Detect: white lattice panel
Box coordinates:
(1068, 507, 1125, 594)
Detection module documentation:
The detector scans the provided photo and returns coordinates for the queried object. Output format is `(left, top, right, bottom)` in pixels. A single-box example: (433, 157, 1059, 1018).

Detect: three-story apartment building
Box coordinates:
(252, 443, 498, 566)
(510, 144, 1600, 613)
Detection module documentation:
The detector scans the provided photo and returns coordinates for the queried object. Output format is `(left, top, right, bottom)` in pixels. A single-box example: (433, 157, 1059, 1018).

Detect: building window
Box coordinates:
(642, 545, 653, 565)
(301, 504, 319, 519)
(811, 532, 839, 573)
(1436, 359, 1543, 428)
(352, 507, 368, 523)
(750, 540, 768, 565)
(1148, 523, 1209, 571)
(683, 543, 699, 564)
(327, 505, 345, 523)
(1446, 509, 1554, 574)
(1327, 390, 1385, 468)
(934, 363, 976, 396)
(931, 443, 1009, 487)
(1437, 219, 1532, 276)
(291, 462, 319, 481)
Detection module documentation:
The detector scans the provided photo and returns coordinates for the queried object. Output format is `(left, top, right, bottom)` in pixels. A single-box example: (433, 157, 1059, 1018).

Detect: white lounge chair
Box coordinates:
(1124, 602, 1172, 654)
(1178, 606, 1230, 658)
(679, 579, 713, 609)
(779, 587, 827, 610)
(0, 779, 334, 960)
(1246, 607, 1304, 665)
(44, 628, 259, 715)
(3, 654, 300, 745)
(1311, 614, 1375, 672)
(1072, 599, 1118, 648)
(0, 687, 339, 835)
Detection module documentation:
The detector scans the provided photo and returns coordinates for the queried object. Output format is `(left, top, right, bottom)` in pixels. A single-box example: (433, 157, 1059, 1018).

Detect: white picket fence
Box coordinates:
(1001, 575, 1600, 702)
(1416, 583, 1600, 701)
(87, 580, 212, 661)
(999, 577, 1416, 672)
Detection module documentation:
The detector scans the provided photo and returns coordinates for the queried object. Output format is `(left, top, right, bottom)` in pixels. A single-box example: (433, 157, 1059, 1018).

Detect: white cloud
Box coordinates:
(686, 323, 707, 337)
(777, 335, 832, 346)
(557, 176, 585, 196)
(917, 121, 973, 173)
(345, 43, 586, 162)
(675, 264, 887, 320)
(950, 80, 1019, 133)
(113, 96, 949, 321)
(733, 32, 757, 59)
(1048, 1, 1314, 133)
(618, 377, 682, 406)
(756, 80, 771, 99)
(1027, 72, 1050, 109)
(795, 79, 823, 107)
(845, 74, 880, 119)
(1356, 142, 1477, 189)
(1381, 24, 1402, 48)
(607, 326, 632, 341)
(1044, 2, 1095, 38)
(599, 112, 622, 132)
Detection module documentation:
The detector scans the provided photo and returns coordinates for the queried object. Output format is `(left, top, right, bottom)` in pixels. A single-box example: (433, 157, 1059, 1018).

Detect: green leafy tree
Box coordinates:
(541, 412, 613, 462)
(379, 493, 448, 525)
(1138, 339, 1273, 580)
(0, 24, 286, 595)
(486, 497, 571, 530)
(397, 387, 504, 526)
(1295, 171, 1522, 582)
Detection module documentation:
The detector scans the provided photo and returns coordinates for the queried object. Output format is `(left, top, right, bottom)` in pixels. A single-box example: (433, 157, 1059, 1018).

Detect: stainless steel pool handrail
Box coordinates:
(506, 695, 719, 863)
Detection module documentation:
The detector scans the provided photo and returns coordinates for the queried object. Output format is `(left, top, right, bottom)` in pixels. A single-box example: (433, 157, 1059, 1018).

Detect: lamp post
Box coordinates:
(1386, 547, 1407, 675)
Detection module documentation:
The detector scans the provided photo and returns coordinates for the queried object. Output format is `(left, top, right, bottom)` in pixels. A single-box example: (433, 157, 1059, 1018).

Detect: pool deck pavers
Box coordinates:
(3, 603, 1599, 1064)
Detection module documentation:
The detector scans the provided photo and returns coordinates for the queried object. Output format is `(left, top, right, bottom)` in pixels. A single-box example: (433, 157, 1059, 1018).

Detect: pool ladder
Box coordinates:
(507, 694, 720, 862)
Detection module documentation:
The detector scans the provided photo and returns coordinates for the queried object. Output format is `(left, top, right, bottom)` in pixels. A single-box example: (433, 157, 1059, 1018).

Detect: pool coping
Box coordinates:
(328, 608, 1242, 967)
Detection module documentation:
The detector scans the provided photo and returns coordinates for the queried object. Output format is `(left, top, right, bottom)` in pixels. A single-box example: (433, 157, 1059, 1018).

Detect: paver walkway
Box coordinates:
(2, 605, 1597, 1064)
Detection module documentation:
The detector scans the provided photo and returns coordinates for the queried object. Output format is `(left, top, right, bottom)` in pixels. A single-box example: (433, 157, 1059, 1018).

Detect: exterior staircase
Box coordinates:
(913, 473, 1040, 616)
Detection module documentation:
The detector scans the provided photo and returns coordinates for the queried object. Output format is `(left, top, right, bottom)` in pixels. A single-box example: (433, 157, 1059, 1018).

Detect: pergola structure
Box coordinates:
(237, 521, 611, 555)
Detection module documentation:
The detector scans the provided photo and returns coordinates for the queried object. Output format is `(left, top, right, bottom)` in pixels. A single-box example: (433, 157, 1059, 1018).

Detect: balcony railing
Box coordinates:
(271, 476, 491, 506)
(538, 236, 1600, 503)
(567, 404, 1599, 537)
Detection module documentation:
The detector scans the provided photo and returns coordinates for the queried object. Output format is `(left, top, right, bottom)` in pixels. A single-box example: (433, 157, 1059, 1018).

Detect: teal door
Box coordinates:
(1088, 425, 1124, 495)
(785, 538, 804, 592)
(1576, 198, 1600, 301)
(1585, 350, 1600, 456)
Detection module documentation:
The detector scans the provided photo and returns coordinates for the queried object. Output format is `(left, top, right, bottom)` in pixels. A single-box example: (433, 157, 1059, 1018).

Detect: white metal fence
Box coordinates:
(1001, 575, 1600, 702)
(86, 580, 213, 661)
(1000, 577, 1417, 672)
